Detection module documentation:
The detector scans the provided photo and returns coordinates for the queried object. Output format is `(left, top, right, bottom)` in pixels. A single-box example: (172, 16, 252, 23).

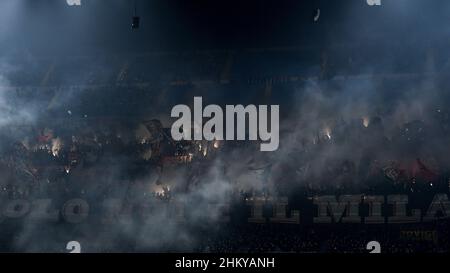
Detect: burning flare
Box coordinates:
(363, 116, 370, 128)
(324, 127, 332, 140)
(51, 137, 63, 157)
(213, 140, 220, 149)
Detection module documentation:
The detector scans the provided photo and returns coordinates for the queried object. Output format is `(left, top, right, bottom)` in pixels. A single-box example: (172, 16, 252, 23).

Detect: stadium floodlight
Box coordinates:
(66, 0, 81, 6)
(366, 0, 381, 6)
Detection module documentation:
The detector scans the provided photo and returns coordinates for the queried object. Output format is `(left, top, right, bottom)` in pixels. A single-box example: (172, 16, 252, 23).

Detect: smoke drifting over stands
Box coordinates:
(1, 0, 450, 253)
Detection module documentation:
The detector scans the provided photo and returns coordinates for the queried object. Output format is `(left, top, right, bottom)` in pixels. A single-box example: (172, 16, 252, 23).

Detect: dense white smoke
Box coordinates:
(1, 0, 450, 253)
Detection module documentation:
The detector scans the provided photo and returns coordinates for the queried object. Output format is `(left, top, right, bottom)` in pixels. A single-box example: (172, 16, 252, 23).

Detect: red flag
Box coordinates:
(411, 158, 437, 182)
